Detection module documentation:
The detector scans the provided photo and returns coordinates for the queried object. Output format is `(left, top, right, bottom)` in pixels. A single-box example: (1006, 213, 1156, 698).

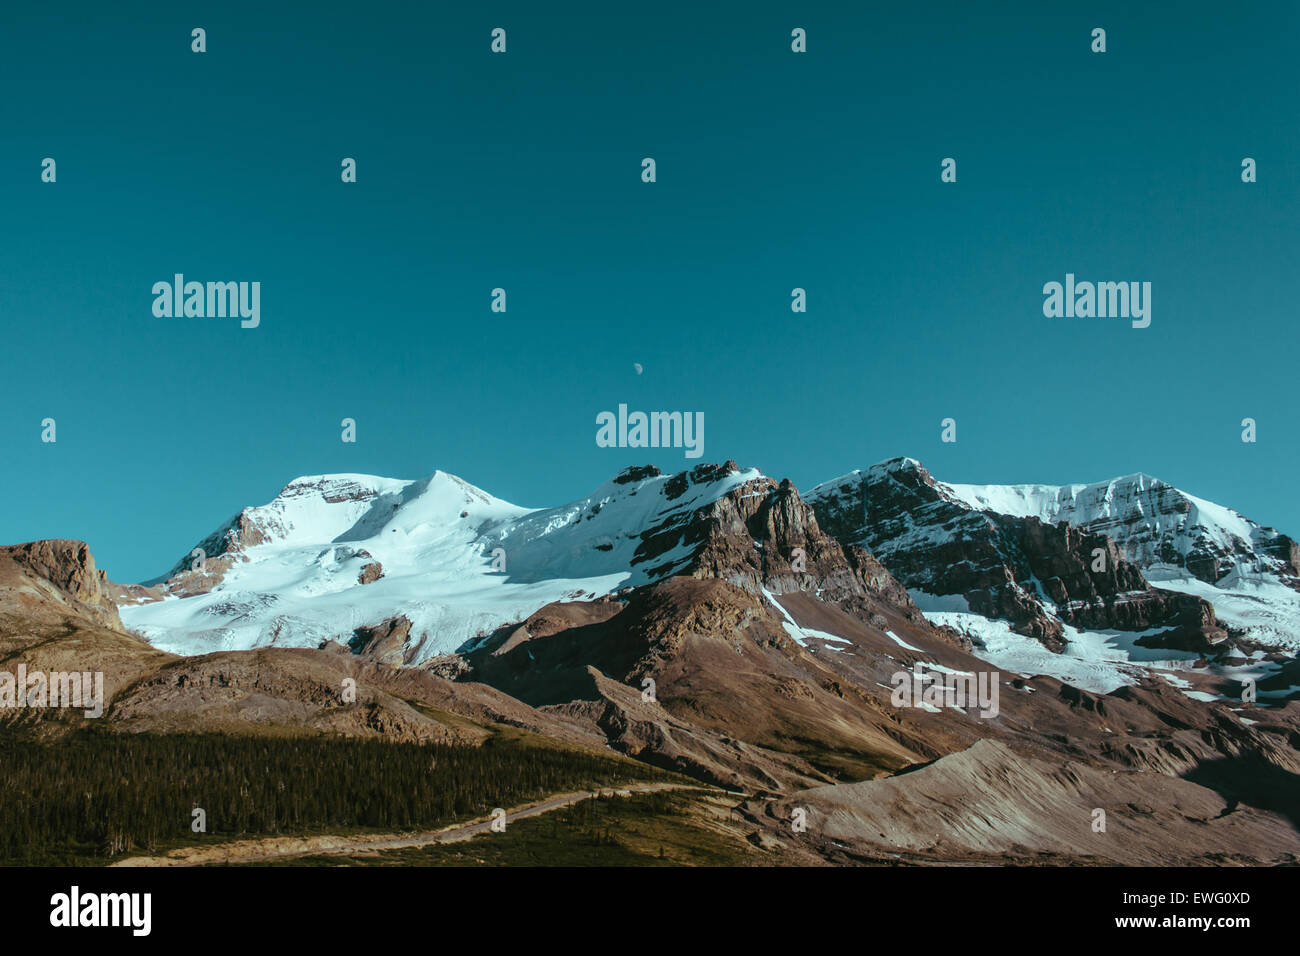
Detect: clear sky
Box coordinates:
(1, 1, 1296, 582)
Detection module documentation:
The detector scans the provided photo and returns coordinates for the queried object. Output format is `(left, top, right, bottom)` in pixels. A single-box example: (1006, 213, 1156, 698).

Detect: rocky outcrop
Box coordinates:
(0, 541, 175, 730)
(107, 647, 482, 743)
(630, 462, 930, 632)
(357, 561, 384, 585)
(348, 616, 414, 665)
(3, 540, 123, 630)
(422, 654, 472, 681)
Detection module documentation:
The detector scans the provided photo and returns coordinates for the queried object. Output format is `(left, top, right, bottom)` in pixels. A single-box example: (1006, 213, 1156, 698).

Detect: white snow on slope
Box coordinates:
(1144, 568, 1300, 653)
(122, 466, 762, 663)
(884, 630, 923, 653)
(938, 471, 1300, 649)
(810, 460, 1300, 653)
(940, 473, 1258, 561)
(912, 591, 1284, 699)
(760, 588, 853, 650)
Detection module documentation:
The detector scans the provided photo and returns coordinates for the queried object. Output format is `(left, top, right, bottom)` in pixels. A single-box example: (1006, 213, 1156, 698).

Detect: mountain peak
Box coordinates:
(121, 461, 782, 662)
(808, 458, 1300, 656)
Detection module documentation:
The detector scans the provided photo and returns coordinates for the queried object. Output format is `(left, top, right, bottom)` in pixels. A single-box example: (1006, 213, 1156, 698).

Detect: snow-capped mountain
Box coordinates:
(120, 456, 1300, 705)
(939, 469, 1300, 653)
(939, 471, 1300, 592)
(121, 463, 768, 662)
(808, 458, 1300, 657)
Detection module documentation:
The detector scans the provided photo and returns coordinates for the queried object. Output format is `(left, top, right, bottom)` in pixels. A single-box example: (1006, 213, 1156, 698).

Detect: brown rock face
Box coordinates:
(975, 515, 1226, 651)
(349, 616, 413, 665)
(3, 540, 123, 630)
(357, 561, 384, 585)
(629, 463, 931, 632)
(0, 541, 174, 731)
(463, 577, 932, 791)
(107, 647, 482, 744)
(613, 464, 664, 485)
(173, 508, 269, 569)
(1254, 532, 1300, 585)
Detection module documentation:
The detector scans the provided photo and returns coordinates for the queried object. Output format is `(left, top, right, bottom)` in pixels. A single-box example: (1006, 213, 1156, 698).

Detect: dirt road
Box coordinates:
(112, 782, 698, 867)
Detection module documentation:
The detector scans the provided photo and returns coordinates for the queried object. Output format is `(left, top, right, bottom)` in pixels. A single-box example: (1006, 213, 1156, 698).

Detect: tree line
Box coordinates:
(0, 728, 662, 864)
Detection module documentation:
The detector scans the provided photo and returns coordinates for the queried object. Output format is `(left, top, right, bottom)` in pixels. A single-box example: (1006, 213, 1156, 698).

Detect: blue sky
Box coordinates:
(1, 1, 1296, 582)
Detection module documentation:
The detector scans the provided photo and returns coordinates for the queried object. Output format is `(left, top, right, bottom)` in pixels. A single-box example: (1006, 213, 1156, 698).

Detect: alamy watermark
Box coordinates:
(1042, 273, 1150, 329)
(596, 404, 704, 459)
(0, 665, 104, 718)
(889, 663, 1000, 718)
(152, 274, 260, 328)
(50, 886, 150, 936)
